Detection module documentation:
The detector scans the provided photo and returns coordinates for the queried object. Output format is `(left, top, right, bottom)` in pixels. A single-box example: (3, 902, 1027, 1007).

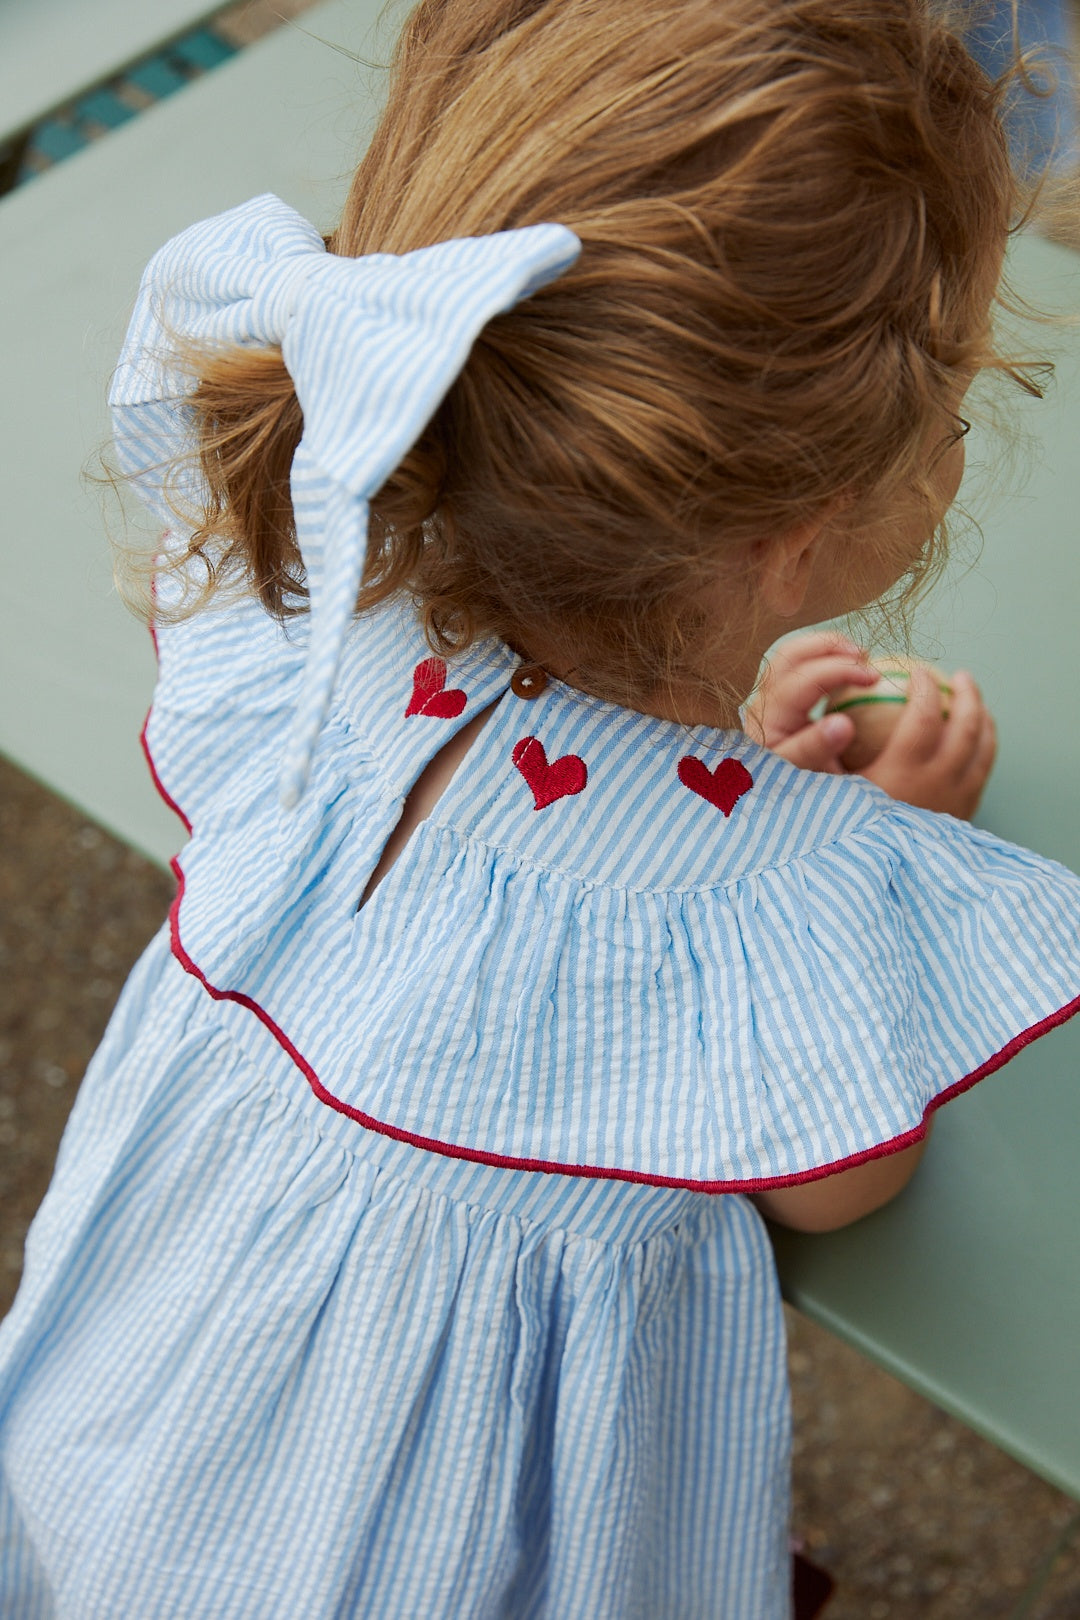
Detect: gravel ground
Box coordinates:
(1, 751, 1079, 1618)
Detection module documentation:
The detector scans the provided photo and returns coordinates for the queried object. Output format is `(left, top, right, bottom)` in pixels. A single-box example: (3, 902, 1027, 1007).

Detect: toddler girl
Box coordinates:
(2, 1, 1079, 1616)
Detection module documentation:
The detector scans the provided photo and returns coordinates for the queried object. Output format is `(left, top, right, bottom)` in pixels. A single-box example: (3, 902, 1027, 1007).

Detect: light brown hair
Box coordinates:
(148, 0, 1029, 712)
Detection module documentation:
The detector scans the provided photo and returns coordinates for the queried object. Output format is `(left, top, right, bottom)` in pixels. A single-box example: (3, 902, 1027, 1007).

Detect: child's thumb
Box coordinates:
(771, 714, 853, 774)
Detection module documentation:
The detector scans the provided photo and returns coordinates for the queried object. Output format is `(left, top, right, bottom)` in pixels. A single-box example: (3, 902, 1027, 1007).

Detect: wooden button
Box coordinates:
(510, 664, 548, 699)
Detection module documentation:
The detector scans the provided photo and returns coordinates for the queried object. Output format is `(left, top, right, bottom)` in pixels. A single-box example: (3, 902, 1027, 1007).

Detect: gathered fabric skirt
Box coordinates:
(0, 928, 792, 1619)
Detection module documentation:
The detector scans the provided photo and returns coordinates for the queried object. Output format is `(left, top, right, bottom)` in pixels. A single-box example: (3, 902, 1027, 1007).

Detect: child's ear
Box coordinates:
(756, 513, 834, 619)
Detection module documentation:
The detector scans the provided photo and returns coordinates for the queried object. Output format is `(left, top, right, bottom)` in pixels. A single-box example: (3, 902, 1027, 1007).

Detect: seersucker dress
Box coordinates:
(2, 196, 1080, 1619)
(2, 582, 1080, 1620)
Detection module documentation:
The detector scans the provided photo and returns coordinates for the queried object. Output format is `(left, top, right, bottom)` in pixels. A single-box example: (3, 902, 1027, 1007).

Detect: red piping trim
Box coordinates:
(140, 613, 193, 835)
(140, 717, 193, 835)
(141, 683, 1080, 1193)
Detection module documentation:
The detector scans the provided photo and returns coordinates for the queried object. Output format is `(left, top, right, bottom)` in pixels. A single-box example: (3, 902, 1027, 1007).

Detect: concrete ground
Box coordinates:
(1, 752, 1078, 1617)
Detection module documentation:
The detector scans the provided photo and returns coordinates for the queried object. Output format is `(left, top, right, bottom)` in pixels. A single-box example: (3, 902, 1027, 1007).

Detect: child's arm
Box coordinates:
(751, 1130, 931, 1233)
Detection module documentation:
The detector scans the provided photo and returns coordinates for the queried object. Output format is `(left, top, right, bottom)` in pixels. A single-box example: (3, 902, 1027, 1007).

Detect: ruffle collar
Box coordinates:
(143, 586, 1080, 1191)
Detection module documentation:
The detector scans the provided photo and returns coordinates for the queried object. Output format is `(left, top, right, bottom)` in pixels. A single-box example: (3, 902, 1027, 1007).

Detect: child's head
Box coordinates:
(184, 0, 1021, 716)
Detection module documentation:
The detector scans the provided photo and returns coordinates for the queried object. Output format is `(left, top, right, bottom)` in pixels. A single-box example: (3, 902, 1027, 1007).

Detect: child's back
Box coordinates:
(2, 3, 1080, 1617)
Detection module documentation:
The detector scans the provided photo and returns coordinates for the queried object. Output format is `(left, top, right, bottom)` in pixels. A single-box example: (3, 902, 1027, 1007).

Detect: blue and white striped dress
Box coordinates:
(2, 196, 1080, 1618)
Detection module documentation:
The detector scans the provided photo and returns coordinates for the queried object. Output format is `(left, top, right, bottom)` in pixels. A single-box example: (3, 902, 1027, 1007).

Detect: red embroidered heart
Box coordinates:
(405, 657, 467, 719)
(512, 736, 588, 810)
(677, 756, 753, 816)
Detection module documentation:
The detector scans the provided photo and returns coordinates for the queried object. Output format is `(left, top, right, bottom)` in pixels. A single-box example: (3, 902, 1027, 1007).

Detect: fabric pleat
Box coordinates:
(0, 940, 791, 1619)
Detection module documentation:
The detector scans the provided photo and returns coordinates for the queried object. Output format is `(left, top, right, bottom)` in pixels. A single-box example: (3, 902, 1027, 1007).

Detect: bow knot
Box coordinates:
(249, 250, 335, 344)
(110, 194, 581, 808)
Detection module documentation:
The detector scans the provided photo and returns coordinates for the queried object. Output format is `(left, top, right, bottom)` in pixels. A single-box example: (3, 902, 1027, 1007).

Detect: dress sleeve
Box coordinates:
(686, 801, 1080, 1186)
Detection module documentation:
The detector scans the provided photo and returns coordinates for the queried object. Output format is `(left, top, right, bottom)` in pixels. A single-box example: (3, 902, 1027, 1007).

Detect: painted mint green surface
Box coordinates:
(0, 0, 226, 146)
(0, 0, 393, 866)
(773, 233, 1080, 1499)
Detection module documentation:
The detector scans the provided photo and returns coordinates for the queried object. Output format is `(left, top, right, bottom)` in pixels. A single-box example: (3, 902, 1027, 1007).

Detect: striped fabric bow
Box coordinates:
(109, 193, 581, 808)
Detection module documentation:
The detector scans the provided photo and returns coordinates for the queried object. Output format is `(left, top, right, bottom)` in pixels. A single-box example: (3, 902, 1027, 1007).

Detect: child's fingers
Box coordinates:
(977, 708, 998, 776)
(791, 653, 879, 701)
(936, 670, 985, 772)
(875, 662, 946, 765)
(757, 631, 869, 694)
(770, 631, 869, 670)
(762, 654, 878, 736)
(961, 708, 998, 794)
(771, 713, 855, 773)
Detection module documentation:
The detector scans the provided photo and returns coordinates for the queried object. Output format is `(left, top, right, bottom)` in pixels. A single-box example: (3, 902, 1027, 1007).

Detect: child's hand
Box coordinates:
(744, 632, 877, 773)
(858, 664, 997, 819)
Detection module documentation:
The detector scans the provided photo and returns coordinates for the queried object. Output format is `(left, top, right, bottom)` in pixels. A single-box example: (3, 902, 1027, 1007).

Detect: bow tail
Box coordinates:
(278, 452, 369, 809)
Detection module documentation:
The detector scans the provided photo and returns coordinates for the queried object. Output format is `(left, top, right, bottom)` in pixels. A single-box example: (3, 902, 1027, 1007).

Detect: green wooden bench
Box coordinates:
(2, 0, 1078, 1504)
(773, 241, 1080, 1497)
(0, 0, 383, 863)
